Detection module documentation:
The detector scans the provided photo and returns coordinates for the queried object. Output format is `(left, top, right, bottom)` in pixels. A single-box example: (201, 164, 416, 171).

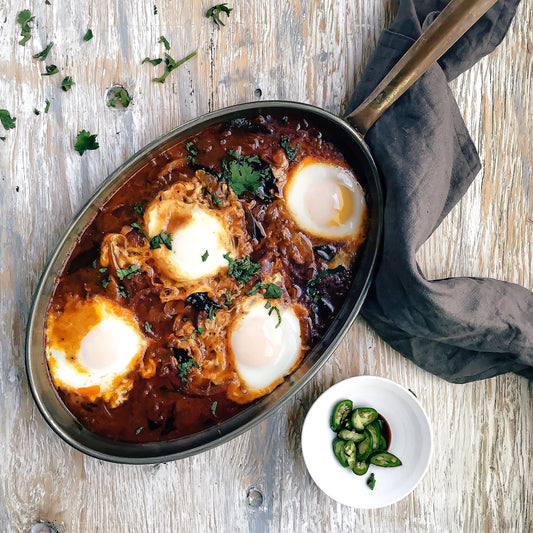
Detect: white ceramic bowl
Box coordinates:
(301, 375, 433, 508)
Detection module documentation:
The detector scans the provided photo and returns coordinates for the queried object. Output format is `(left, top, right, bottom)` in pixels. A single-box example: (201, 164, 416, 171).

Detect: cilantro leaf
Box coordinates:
(185, 141, 198, 163)
(142, 57, 163, 66)
(221, 150, 277, 202)
(279, 135, 299, 162)
(245, 281, 282, 299)
(44, 99, 50, 113)
(150, 231, 172, 250)
(144, 321, 152, 332)
(0, 110, 16, 131)
(264, 300, 281, 327)
(83, 29, 93, 41)
(177, 357, 200, 382)
(210, 191, 222, 208)
(152, 50, 197, 84)
(118, 285, 130, 298)
(41, 64, 59, 76)
(158, 35, 170, 50)
(32, 42, 54, 61)
(74, 129, 99, 156)
(135, 426, 143, 435)
(130, 222, 150, 240)
(17, 10, 34, 46)
(224, 289, 233, 307)
(224, 253, 261, 284)
(206, 4, 233, 27)
(201, 250, 209, 262)
(211, 401, 218, 416)
(34, 109, 40, 115)
(115, 264, 142, 280)
(133, 203, 145, 215)
(61, 76, 74, 92)
(107, 87, 131, 108)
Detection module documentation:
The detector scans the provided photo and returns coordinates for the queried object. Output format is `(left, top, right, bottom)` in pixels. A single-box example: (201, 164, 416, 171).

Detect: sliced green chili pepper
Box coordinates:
(344, 440, 356, 457)
(370, 451, 403, 467)
(338, 429, 365, 442)
(332, 438, 349, 468)
(351, 407, 378, 431)
(366, 423, 381, 452)
(330, 399, 353, 431)
(357, 434, 372, 461)
(352, 460, 369, 476)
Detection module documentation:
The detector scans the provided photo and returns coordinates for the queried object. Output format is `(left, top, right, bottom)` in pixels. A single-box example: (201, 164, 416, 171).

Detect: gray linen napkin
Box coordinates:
(346, 0, 533, 382)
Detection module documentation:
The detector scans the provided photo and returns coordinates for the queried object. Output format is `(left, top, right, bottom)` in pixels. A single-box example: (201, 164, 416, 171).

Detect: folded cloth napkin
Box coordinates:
(346, 0, 533, 382)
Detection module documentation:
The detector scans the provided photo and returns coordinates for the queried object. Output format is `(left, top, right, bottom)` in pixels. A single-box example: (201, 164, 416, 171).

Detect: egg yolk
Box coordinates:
(305, 179, 354, 227)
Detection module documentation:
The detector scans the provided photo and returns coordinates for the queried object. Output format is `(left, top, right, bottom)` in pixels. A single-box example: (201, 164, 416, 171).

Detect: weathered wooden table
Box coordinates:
(1, 1, 532, 532)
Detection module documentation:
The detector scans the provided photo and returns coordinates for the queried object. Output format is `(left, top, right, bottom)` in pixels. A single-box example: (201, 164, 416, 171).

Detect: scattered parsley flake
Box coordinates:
(17, 10, 34, 46)
(135, 426, 143, 435)
(44, 99, 50, 113)
(0, 110, 16, 131)
(32, 42, 54, 61)
(144, 321, 152, 332)
(211, 401, 218, 416)
(150, 231, 172, 250)
(158, 35, 170, 50)
(279, 135, 299, 162)
(74, 129, 99, 156)
(83, 29, 93, 41)
(115, 264, 142, 280)
(153, 50, 197, 84)
(107, 87, 131, 108)
(61, 76, 74, 92)
(224, 253, 261, 284)
(41, 64, 59, 76)
(206, 4, 233, 27)
(201, 250, 209, 262)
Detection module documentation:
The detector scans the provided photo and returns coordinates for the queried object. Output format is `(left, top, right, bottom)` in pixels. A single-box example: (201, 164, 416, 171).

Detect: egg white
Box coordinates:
(46, 296, 147, 406)
(229, 297, 302, 391)
(284, 158, 366, 240)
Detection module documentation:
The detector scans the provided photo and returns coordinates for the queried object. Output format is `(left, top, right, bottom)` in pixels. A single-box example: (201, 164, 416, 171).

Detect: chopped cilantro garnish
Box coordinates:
(99, 267, 107, 273)
(152, 50, 197, 84)
(206, 4, 233, 27)
(91, 260, 97, 269)
(0, 110, 16, 131)
(41, 64, 59, 76)
(185, 141, 199, 163)
(135, 426, 143, 435)
(211, 401, 218, 416)
(179, 327, 205, 342)
(101, 275, 110, 289)
(221, 150, 277, 202)
(45, 0, 51, 5)
(307, 265, 346, 302)
(118, 285, 130, 298)
(107, 87, 131, 108)
(245, 281, 281, 299)
(44, 99, 50, 113)
(83, 29, 93, 41)
(144, 321, 152, 332)
(177, 357, 200, 382)
(224, 252, 261, 284)
(264, 300, 281, 327)
(142, 57, 163, 66)
(279, 135, 299, 162)
(186, 292, 221, 320)
(197, 327, 206, 335)
(224, 289, 233, 307)
(17, 10, 34, 46)
(153, 4, 158, 15)
(74, 130, 99, 156)
(61, 76, 74, 92)
(201, 250, 209, 262)
(116, 264, 142, 280)
(210, 191, 222, 208)
(34, 109, 40, 115)
(133, 203, 145, 215)
(130, 222, 150, 240)
(150, 231, 172, 250)
(32, 42, 54, 61)
(0, 137, 5, 142)
(158, 35, 170, 50)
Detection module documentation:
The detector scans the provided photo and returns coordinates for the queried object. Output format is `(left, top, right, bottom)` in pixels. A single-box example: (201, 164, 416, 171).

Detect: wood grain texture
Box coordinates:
(1, 1, 532, 532)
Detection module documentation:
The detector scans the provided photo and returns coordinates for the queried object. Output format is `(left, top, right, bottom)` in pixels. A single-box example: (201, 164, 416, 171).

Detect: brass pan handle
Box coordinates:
(346, 0, 500, 136)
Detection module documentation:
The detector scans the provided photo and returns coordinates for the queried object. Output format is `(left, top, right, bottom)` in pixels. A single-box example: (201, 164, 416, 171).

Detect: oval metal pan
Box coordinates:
(26, 101, 383, 463)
